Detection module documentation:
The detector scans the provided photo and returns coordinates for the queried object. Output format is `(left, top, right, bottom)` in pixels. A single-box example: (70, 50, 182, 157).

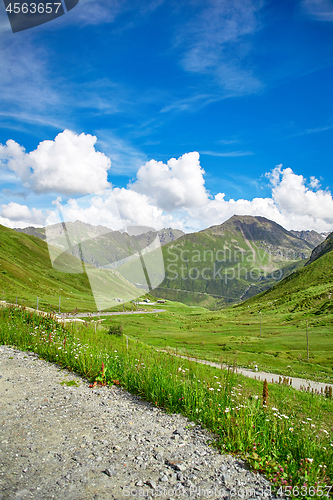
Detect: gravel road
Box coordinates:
(0, 345, 276, 500)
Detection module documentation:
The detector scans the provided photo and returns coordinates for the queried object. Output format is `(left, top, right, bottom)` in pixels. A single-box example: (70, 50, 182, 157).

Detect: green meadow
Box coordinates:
(91, 299, 333, 384)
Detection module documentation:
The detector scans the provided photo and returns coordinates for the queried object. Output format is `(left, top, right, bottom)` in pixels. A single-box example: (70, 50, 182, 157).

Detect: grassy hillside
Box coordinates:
(237, 245, 333, 321)
(0, 225, 143, 312)
(96, 246, 333, 383)
(153, 215, 313, 308)
(305, 232, 333, 266)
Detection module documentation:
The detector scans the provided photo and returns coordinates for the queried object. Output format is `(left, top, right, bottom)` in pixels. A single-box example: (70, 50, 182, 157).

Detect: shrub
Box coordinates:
(107, 323, 123, 337)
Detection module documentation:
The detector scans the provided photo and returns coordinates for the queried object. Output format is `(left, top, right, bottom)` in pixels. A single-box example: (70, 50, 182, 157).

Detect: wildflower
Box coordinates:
(322, 429, 329, 435)
(224, 408, 230, 413)
(289, 428, 294, 432)
(209, 388, 214, 391)
(272, 407, 278, 411)
(307, 418, 312, 421)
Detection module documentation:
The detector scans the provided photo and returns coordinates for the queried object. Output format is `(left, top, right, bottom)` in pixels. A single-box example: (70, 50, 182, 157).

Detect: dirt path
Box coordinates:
(0, 345, 274, 500)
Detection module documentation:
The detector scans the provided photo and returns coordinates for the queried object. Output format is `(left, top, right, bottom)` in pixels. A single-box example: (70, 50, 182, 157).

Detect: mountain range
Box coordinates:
(7, 215, 328, 310)
(153, 215, 325, 308)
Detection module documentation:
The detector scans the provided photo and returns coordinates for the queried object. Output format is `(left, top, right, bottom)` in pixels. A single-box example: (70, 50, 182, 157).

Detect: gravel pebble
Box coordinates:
(0, 345, 278, 499)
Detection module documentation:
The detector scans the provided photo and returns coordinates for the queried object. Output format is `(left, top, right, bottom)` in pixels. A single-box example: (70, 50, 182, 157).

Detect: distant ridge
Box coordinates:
(290, 230, 326, 247)
(14, 222, 184, 247)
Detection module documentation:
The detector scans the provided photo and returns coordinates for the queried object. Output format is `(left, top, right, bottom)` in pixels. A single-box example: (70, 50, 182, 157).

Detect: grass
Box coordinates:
(0, 305, 332, 498)
(89, 298, 333, 384)
(0, 224, 143, 313)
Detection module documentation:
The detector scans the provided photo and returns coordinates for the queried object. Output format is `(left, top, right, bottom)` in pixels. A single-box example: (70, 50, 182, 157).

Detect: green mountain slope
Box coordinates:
(305, 232, 333, 266)
(237, 241, 333, 322)
(0, 225, 143, 312)
(153, 215, 314, 308)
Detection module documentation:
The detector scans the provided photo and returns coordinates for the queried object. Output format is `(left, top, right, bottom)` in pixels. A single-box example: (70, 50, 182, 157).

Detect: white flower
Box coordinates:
(272, 407, 278, 411)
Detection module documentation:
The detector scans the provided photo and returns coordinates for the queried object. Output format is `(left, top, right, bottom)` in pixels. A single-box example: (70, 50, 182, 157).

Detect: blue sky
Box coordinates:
(0, 0, 333, 232)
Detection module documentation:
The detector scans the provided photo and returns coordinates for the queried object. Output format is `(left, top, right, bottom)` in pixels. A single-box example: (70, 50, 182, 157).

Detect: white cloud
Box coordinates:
(267, 165, 333, 224)
(0, 37, 59, 113)
(1, 147, 333, 234)
(45, 189, 176, 232)
(177, 0, 264, 95)
(130, 152, 209, 211)
(0, 202, 47, 228)
(0, 130, 111, 195)
(184, 164, 333, 232)
(200, 150, 254, 157)
(301, 0, 333, 21)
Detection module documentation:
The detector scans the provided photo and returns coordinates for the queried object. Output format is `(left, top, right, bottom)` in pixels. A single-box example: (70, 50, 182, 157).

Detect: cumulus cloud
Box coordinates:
(0, 202, 47, 228)
(185, 164, 333, 232)
(0, 130, 111, 195)
(131, 152, 209, 211)
(267, 165, 333, 224)
(1, 145, 333, 233)
(45, 189, 175, 232)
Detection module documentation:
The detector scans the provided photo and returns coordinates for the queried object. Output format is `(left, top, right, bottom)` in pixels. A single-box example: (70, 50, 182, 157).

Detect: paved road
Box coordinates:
(160, 352, 333, 394)
(57, 309, 166, 319)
